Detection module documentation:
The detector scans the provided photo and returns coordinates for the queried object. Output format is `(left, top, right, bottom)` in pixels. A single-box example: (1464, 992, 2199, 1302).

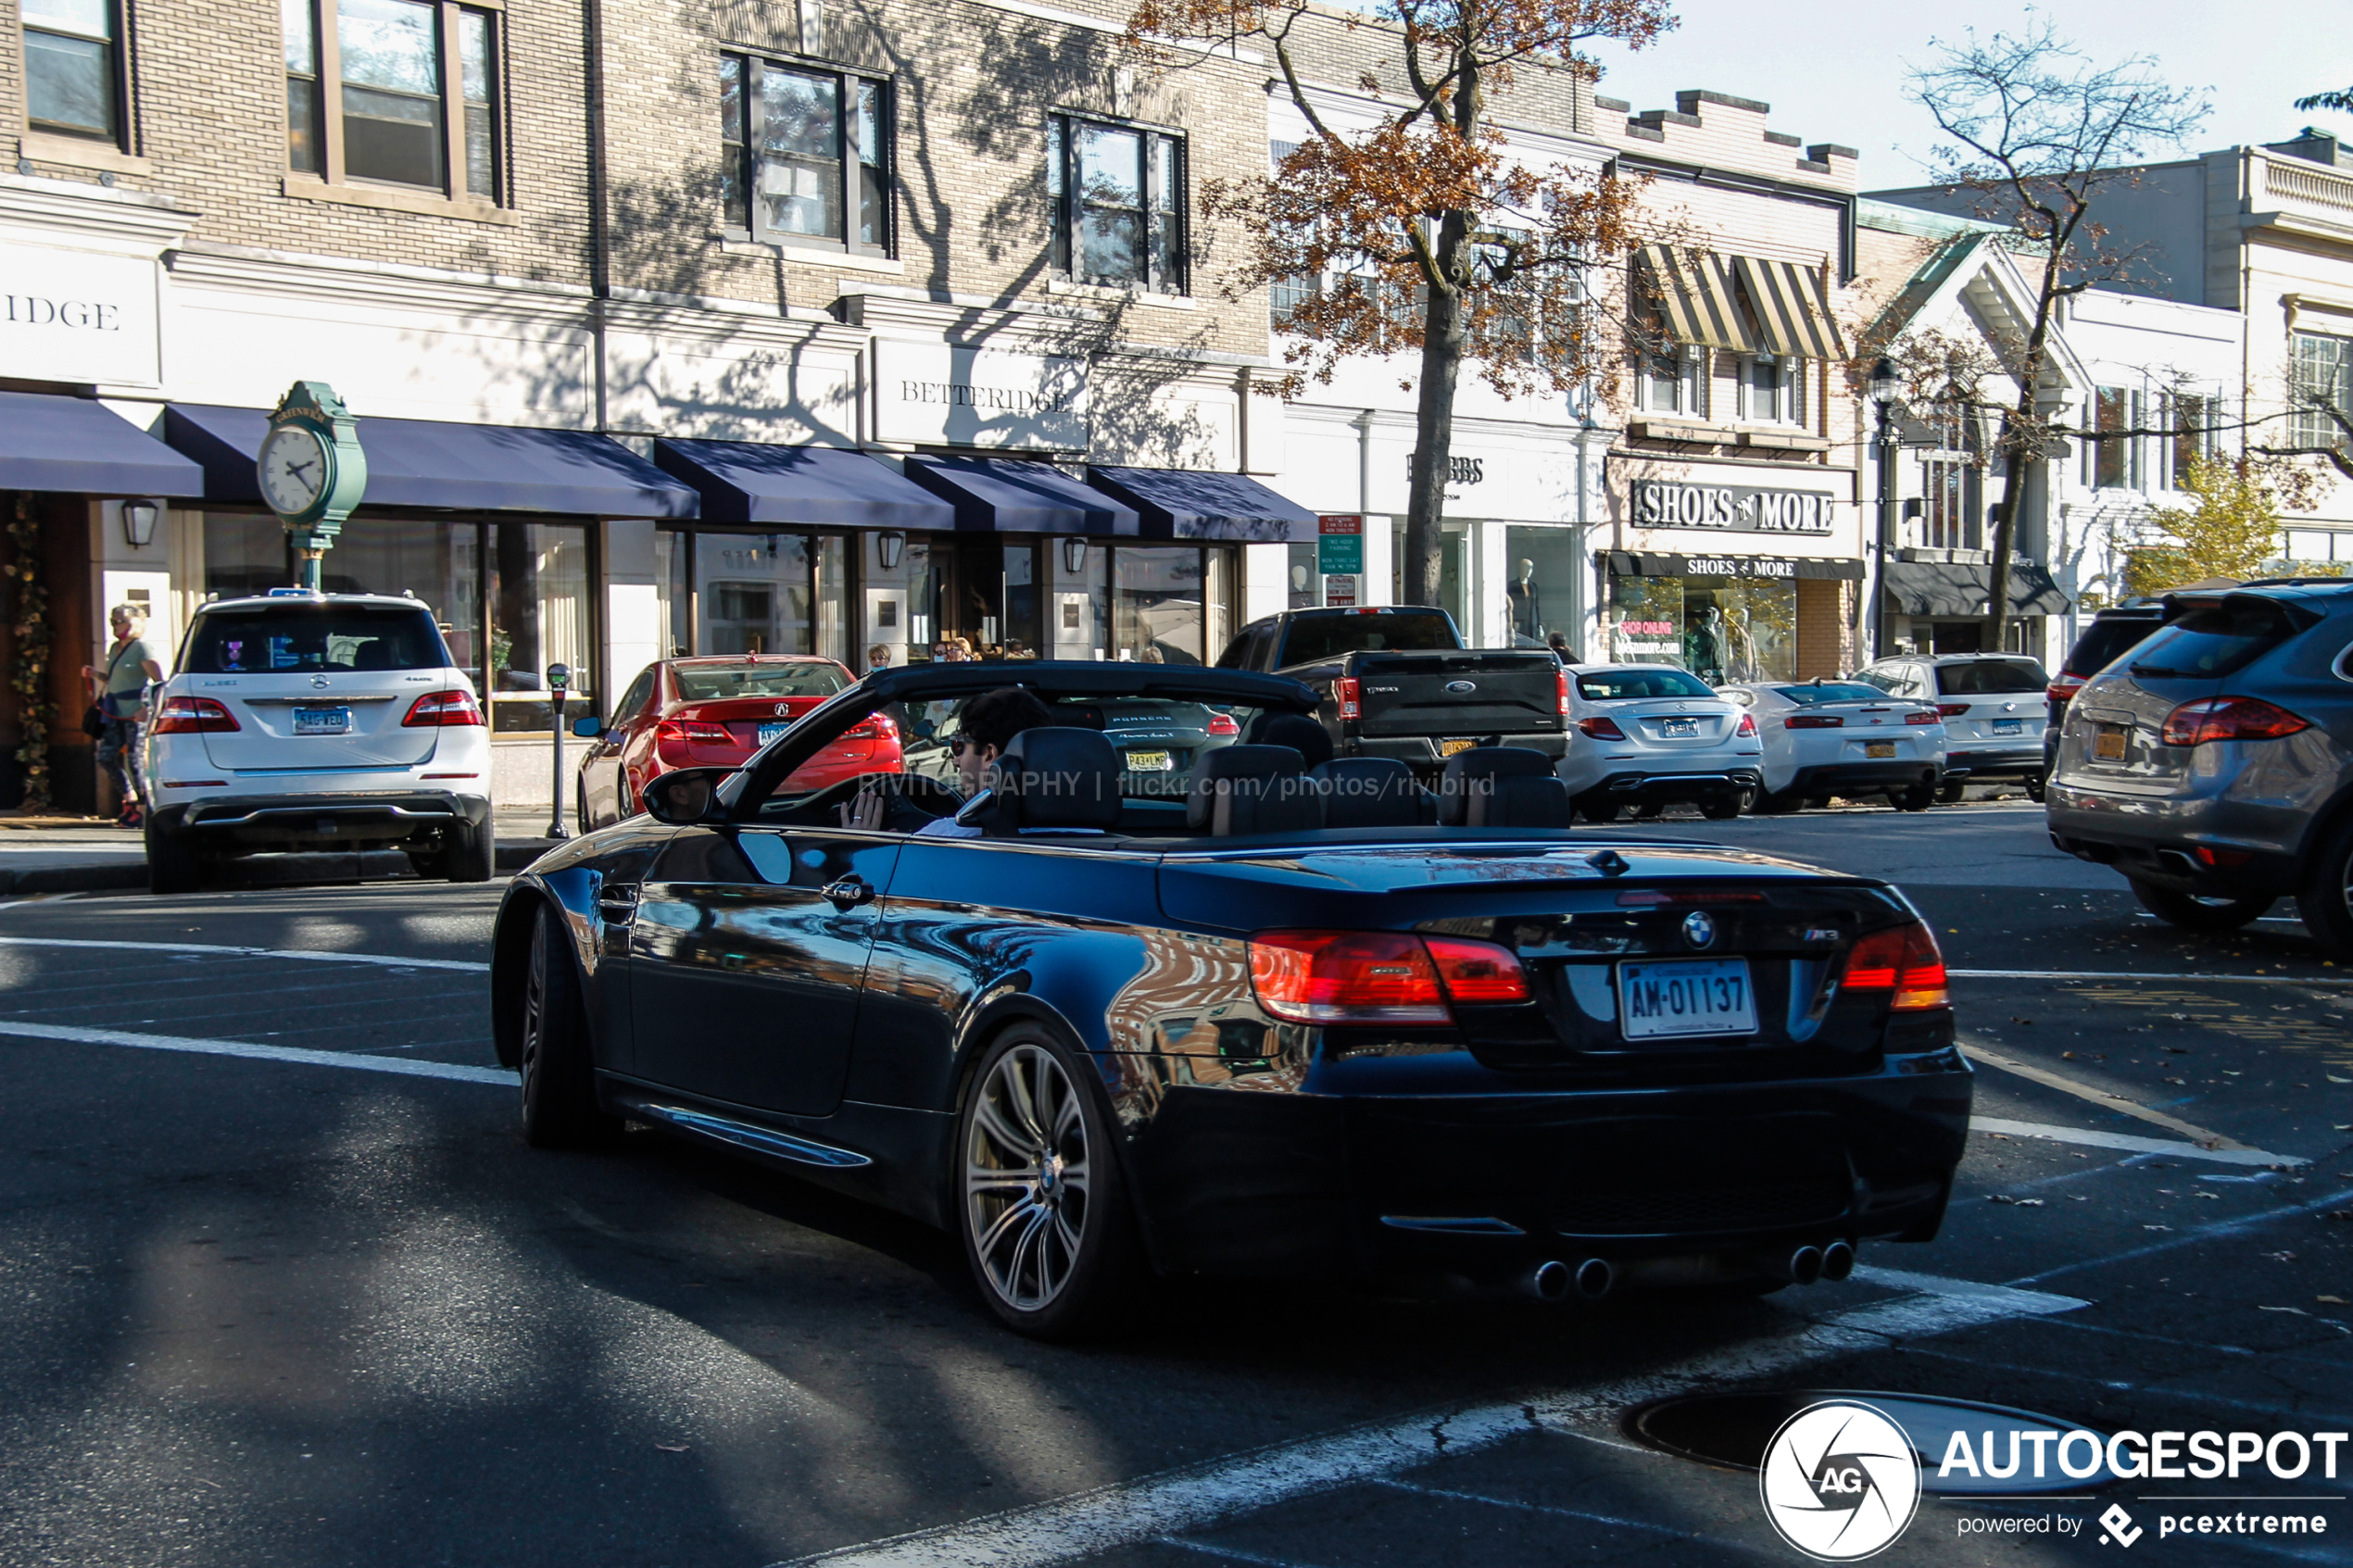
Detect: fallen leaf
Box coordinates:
(2326, 1210, 2353, 1223)
(2259, 1305, 2309, 1316)
(2061, 1050, 2075, 1060)
(654, 1442, 691, 1453)
(2196, 1192, 2221, 1200)
(2011, 1016, 2034, 1026)
(2165, 1076, 2188, 1085)
(2332, 1076, 2352, 1085)
(2265, 1250, 2296, 1262)
(2320, 1295, 2348, 1305)
(2145, 1223, 2173, 1232)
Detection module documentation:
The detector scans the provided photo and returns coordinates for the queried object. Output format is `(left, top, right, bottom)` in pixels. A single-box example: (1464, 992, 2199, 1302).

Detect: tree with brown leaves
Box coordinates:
(1124, 0, 1669, 608)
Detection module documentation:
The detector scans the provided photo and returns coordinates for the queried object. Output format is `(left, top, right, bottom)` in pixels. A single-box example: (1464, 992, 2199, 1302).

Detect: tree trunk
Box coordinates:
(1980, 394, 2036, 654)
(1404, 271, 1466, 610)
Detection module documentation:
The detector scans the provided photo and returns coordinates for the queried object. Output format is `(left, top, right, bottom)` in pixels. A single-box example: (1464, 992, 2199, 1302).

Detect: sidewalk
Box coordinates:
(0, 808, 566, 895)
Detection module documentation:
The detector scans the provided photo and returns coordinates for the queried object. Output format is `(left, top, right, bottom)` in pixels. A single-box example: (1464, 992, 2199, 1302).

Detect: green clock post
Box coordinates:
(257, 382, 369, 591)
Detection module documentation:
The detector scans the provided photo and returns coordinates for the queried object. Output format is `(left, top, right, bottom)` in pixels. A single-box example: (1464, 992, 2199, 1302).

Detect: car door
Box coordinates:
(585, 667, 655, 825)
(626, 823, 902, 1116)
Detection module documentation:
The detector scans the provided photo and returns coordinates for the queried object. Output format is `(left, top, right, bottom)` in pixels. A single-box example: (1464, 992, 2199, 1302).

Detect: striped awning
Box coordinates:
(1635, 245, 1757, 354)
(1736, 257, 1848, 361)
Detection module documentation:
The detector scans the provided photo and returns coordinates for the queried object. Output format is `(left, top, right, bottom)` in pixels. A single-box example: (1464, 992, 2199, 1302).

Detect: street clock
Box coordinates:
(258, 381, 368, 590)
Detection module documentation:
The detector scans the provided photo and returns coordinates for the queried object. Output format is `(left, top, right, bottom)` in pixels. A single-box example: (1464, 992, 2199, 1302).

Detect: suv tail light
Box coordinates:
(1904, 709, 1938, 725)
(1840, 922, 1949, 1010)
(151, 696, 240, 734)
(1336, 677, 1361, 721)
(400, 690, 484, 728)
(1248, 931, 1529, 1023)
(1207, 710, 1240, 737)
(2159, 696, 2312, 747)
(1556, 667, 1572, 717)
(1578, 715, 1626, 740)
(2046, 672, 2088, 705)
(1735, 712, 1758, 738)
(1785, 713, 1843, 730)
(1936, 702, 1970, 718)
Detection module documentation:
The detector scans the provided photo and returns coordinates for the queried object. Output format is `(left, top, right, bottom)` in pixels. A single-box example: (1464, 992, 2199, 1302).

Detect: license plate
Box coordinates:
(1660, 718, 1699, 739)
(1617, 959, 1757, 1040)
(1439, 737, 1478, 758)
(1993, 718, 2024, 735)
(757, 722, 789, 746)
(1126, 749, 1173, 771)
(292, 706, 350, 736)
(2094, 729, 2127, 760)
(1865, 741, 1894, 759)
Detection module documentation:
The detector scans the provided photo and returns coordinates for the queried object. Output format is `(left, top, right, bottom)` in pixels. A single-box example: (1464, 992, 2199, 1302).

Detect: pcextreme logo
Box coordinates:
(1758, 1399, 1922, 1561)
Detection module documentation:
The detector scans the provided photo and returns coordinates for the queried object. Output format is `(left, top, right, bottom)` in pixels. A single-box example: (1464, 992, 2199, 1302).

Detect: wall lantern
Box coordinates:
(121, 500, 160, 549)
(876, 531, 906, 571)
(1062, 535, 1089, 576)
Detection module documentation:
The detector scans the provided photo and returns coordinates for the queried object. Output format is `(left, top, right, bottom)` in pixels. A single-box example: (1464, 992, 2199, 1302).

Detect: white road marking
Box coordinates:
(770, 1273, 2086, 1568)
(0, 935, 487, 973)
(1961, 1042, 2258, 1150)
(1952, 967, 2353, 986)
(2012, 1185, 2353, 1287)
(1971, 1115, 2306, 1168)
(0, 1020, 514, 1085)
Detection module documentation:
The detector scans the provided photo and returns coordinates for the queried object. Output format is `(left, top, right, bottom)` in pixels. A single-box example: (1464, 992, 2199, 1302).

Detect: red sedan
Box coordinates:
(574, 656, 900, 831)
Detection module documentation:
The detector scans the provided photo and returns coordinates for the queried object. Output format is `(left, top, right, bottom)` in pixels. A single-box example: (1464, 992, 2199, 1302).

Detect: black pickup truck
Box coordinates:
(1214, 607, 1568, 772)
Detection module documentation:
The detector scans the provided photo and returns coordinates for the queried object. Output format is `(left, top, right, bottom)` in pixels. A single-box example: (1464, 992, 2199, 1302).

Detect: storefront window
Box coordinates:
(1503, 526, 1581, 650)
(1608, 571, 1796, 684)
(1390, 519, 1468, 632)
(699, 533, 811, 656)
(489, 521, 591, 729)
(862, 531, 938, 663)
(1050, 539, 1108, 658)
(1115, 546, 1206, 663)
(202, 515, 291, 598)
(656, 528, 690, 658)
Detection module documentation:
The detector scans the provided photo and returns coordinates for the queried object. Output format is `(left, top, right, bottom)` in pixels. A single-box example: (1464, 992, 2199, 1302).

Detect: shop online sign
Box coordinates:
(0, 241, 161, 387)
(1631, 478, 1836, 535)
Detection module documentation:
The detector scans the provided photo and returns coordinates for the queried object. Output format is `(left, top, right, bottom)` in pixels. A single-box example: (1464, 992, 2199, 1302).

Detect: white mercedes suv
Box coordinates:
(143, 591, 494, 894)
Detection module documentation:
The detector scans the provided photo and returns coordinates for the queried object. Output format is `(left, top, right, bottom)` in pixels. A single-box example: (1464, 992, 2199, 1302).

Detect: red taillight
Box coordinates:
(151, 696, 240, 734)
(1579, 715, 1626, 740)
(1336, 677, 1361, 721)
(1785, 713, 1843, 730)
(1249, 931, 1447, 1023)
(1904, 709, 1938, 725)
(1207, 710, 1240, 737)
(1936, 702, 1970, 718)
(1423, 936, 1531, 1005)
(400, 690, 484, 727)
(2046, 673, 2087, 705)
(1556, 667, 1572, 717)
(1735, 712, 1757, 738)
(1840, 922, 1949, 1011)
(656, 719, 734, 746)
(841, 712, 898, 744)
(2159, 696, 2312, 747)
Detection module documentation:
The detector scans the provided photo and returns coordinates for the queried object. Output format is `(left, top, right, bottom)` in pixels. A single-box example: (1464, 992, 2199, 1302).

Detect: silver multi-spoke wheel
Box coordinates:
(964, 1042, 1091, 1314)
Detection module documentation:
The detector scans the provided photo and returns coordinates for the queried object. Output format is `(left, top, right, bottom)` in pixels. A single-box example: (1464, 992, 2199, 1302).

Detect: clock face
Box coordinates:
(258, 425, 330, 518)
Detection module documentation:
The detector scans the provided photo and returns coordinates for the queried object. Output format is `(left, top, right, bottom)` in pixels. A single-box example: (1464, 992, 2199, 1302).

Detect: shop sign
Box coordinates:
(1406, 453, 1486, 485)
(1316, 513, 1364, 574)
(0, 240, 162, 386)
(1630, 479, 1836, 535)
(873, 341, 1088, 450)
(1686, 556, 1794, 578)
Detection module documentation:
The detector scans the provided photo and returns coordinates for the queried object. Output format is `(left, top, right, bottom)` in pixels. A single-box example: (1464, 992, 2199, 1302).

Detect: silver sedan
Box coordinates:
(1555, 663, 1764, 822)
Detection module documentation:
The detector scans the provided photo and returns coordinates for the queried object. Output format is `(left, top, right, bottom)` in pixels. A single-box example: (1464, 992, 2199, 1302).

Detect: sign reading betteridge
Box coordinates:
(0, 240, 162, 386)
(1631, 477, 1837, 535)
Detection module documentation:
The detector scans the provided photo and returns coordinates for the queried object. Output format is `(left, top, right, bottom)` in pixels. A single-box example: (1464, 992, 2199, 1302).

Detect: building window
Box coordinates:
(282, 0, 500, 201)
(1738, 354, 1805, 426)
(1921, 457, 1977, 550)
(2086, 384, 2141, 490)
(2169, 391, 2216, 486)
(1049, 115, 1185, 292)
(1634, 345, 1702, 416)
(2292, 332, 2353, 454)
(717, 54, 891, 254)
(23, 0, 123, 144)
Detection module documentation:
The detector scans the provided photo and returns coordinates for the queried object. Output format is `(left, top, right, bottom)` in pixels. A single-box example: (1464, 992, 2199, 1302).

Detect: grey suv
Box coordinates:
(2046, 583, 2353, 948)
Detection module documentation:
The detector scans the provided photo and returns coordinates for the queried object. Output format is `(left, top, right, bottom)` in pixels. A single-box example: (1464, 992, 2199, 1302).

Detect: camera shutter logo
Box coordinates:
(1758, 1399, 1920, 1561)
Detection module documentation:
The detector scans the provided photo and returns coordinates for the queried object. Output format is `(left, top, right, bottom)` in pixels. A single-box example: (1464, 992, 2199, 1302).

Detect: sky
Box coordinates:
(1580, 0, 2353, 190)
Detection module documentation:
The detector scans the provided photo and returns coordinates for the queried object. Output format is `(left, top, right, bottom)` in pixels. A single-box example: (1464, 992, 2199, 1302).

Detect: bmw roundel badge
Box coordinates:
(1681, 910, 1717, 949)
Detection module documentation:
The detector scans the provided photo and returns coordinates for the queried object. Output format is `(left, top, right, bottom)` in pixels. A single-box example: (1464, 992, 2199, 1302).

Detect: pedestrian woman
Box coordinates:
(82, 603, 163, 828)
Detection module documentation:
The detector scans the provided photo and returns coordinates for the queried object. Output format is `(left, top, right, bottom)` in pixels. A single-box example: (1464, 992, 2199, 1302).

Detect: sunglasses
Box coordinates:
(948, 736, 995, 758)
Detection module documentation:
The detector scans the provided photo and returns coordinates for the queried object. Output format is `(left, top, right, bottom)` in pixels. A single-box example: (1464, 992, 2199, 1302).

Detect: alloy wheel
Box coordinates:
(520, 922, 548, 1098)
(964, 1043, 1090, 1312)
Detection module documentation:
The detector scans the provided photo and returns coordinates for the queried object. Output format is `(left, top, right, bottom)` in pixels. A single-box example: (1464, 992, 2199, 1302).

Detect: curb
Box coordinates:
(1, 838, 568, 896)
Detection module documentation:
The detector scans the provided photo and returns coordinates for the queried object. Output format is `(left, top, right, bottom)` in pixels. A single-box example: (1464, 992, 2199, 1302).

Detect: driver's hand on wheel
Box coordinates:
(838, 782, 887, 831)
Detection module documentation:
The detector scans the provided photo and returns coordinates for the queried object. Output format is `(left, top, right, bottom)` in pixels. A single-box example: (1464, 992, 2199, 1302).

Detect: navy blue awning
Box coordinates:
(0, 392, 203, 497)
(903, 456, 1139, 535)
(652, 441, 955, 530)
(162, 405, 698, 518)
(1086, 466, 1318, 542)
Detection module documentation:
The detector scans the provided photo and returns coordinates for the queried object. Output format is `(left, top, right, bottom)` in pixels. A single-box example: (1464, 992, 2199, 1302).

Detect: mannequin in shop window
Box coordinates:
(1507, 558, 1541, 641)
(1685, 606, 1729, 684)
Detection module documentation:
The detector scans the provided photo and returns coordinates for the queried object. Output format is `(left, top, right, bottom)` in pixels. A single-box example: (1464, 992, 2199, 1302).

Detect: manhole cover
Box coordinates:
(1628, 1391, 2124, 1495)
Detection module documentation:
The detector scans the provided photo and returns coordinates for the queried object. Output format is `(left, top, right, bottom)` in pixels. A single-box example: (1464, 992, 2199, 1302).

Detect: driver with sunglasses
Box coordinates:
(840, 686, 1055, 836)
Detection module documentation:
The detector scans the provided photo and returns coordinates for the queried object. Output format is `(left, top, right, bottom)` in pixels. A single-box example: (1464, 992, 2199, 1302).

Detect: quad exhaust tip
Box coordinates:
(1574, 1257, 1616, 1300)
(1527, 1260, 1573, 1302)
(1787, 1245, 1824, 1286)
(1820, 1240, 1856, 1282)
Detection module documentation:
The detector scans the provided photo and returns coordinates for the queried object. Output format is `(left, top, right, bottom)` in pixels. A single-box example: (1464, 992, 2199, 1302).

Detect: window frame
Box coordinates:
(2292, 332, 2353, 455)
(1634, 344, 1704, 417)
(717, 50, 895, 257)
(1048, 111, 1188, 295)
(21, 0, 129, 147)
(1736, 352, 1806, 427)
(283, 0, 506, 206)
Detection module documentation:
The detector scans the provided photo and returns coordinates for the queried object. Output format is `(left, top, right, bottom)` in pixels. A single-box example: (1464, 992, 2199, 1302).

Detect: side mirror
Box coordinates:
(642, 767, 729, 825)
(572, 715, 606, 739)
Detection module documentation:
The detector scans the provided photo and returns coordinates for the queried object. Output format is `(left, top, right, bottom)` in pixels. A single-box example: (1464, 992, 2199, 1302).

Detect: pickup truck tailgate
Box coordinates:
(1354, 652, 1563, 738)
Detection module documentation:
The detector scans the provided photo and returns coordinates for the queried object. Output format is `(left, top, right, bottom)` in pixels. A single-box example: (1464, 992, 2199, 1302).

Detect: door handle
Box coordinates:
(597, 882, 640, 922)
(820, 876, 875, 909)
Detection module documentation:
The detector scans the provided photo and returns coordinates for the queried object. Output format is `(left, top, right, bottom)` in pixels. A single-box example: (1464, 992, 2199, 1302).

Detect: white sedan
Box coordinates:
(1556, 663, 1764, 822)
(1716, 680, 1946, 813)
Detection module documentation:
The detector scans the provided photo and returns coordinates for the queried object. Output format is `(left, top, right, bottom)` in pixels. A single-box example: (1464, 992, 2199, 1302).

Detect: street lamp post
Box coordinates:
(1869, 358, 1903, 660)
(546, 663, 571, 841)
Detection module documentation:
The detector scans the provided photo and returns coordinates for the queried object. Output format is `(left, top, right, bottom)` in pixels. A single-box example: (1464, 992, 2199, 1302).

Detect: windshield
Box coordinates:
(1776, 683, 1891, 706)
(182, 606, 450, 674)
(2127, 601, 2301, 679)
(2063, 616, 2163, 677)
(1934, 660, 2045, 696)
(673, 661, 848, 701)
(1579, 668, 1716, 700)
(1278, 611, 1458, 664)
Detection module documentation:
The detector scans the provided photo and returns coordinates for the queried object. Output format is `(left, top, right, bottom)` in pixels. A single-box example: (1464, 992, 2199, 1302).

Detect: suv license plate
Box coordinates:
(1126, 750, 1172, 771)
(1660, 719, 1699, 739)
(293, 706, 350, 736)
(2094, 728, 2127, 760)
(757, 722, 788, 746)
(1617, 959, 1756, 1040)
(1993, 718, 2024, 735)
(1440, 737, 1478, 758)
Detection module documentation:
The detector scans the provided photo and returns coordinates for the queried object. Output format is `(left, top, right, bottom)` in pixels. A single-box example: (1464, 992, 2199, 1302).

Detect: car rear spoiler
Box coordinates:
(2158, 589, 2329, 633)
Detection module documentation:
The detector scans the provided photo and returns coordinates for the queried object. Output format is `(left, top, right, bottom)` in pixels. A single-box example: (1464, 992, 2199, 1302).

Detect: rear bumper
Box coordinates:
(2045, 782, 2311, 896)
(1593, 769, 1761, 803)
(151, 790, 490, 850)
(1784, 761, 1941, 797)
(1349, 732, 1567, 768)
(1943, 746, 2045, 779)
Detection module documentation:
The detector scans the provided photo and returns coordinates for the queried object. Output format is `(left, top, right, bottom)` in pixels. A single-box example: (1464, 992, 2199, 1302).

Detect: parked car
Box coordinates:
(573, 656, 892, 831)
(2043, 602, 2170, 785)
(1855, 653, 2050, 801)
(1216, 606, 1568, 774)
(492, 659, 1969, 1339)
(1555, 663, 1763, 822)
(1717, 681, 1945, 812)
(900, 692, 1241, 798)
(143, 591, 493, 893)
(2047, 583, 2353, 945)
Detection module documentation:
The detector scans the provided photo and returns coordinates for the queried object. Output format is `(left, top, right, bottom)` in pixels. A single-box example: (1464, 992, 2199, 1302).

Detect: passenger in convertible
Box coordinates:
(838, 686, 1054, 836)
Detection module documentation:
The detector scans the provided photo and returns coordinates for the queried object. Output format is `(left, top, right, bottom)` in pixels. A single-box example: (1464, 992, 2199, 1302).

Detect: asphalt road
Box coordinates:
(0, 805, 2347, 1568)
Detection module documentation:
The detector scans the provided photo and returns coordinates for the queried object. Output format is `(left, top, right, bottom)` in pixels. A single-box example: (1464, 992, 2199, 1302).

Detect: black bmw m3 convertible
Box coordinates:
(490, 661, 1970, 1338)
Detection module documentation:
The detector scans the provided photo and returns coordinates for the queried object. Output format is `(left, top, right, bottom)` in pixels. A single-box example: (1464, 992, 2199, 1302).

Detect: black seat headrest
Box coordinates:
(1241, 710, 1334, 769)
(1310, 758, 1427, 829)
(1439, 746, 1567, 828)
(969, 727, 1123, 834)
(1187, 744, 1325, 836)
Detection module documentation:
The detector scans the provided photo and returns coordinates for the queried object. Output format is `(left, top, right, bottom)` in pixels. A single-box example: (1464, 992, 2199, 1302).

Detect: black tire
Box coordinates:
(2025, 772, 2048, 804)
(955, 1025, 1140, 1340)
(1699, 795, 1743, 821)
(1936, 778, 1967, 805)
(145, 822, 204, 895)
(444, 817, 496, 883)
(518, 903, 621, 1148)
(1892, 784, 1935, 812)
(2133, 878, 2275, 932)
(1576, 797, 1621, 824)
(2299, 818, 2353, 958)
(1751, 788, 1802, 816)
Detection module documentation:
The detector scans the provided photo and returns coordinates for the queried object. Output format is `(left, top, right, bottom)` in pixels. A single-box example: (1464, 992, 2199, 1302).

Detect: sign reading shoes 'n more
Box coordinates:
(1631, 478, 1838, 535)
(0, 241, 163, 387)
(873, 341, 1088, 451)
